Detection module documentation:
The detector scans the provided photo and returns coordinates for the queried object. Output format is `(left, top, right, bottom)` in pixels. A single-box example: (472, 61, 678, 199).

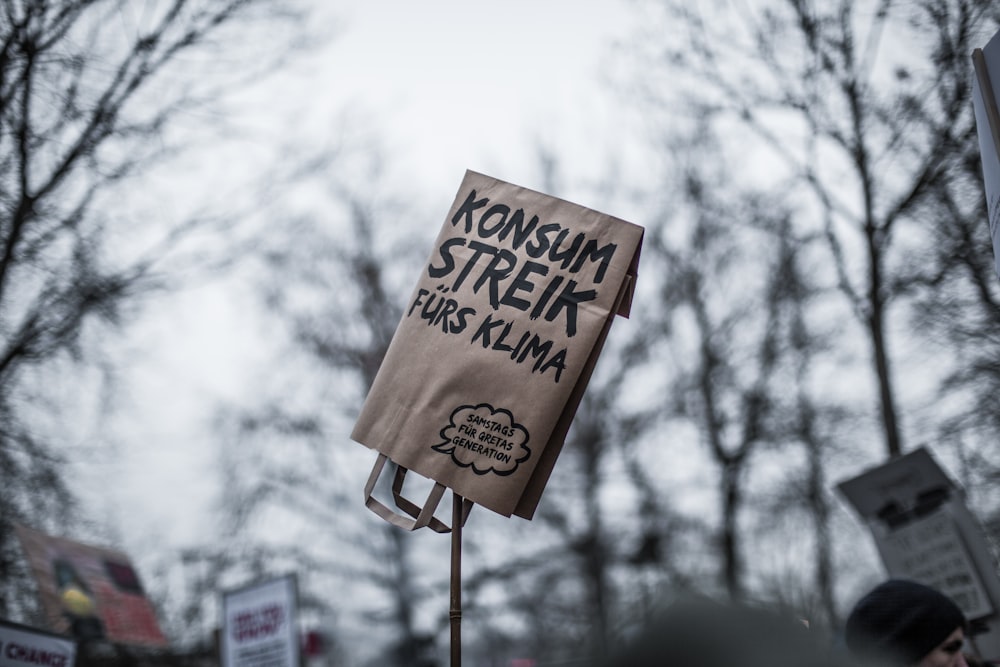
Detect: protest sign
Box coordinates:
(972, 28, 1000, 281)
(0, 619, 76, 667)
(838, 448, 1000, 661)
(875, 506, 992, 618)
(352, 170, 643, 522)
(221, 575, 299, 667)
(13, 524, 167, 647)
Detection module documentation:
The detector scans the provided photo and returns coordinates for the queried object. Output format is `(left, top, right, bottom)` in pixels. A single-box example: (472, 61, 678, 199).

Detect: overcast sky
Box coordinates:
(320, 0, 641, 199)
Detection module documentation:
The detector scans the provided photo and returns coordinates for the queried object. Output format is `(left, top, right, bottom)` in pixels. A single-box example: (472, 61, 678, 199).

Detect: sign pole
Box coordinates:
(450, 491, 464, 667)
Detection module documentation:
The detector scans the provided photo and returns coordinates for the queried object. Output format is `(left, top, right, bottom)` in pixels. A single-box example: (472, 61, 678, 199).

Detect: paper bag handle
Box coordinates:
(364, 454, 473, 532)
(391, 463, 474, 531)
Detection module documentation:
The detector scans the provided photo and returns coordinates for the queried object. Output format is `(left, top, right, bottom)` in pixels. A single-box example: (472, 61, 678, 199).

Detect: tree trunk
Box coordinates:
(721, 464, 744, 601)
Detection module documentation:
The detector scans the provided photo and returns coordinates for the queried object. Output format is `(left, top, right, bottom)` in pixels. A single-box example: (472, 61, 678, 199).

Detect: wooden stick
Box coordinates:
(450, 492, 464, 667)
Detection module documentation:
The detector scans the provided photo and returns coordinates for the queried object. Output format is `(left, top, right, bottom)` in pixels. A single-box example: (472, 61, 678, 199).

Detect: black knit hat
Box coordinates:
(845, 579, 966, 665)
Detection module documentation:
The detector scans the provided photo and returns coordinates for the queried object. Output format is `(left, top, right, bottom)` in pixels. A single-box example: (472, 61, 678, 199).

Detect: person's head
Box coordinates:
(844, 579, 968, 667)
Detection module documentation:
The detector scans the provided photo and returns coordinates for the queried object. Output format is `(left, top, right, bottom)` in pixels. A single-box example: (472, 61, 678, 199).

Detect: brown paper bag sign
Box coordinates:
(352, 170, 643, 524)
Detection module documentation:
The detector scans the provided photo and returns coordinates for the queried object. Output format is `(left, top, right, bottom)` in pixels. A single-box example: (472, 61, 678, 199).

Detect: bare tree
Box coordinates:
(188, 147, 450, 666)
(627, 0, 999, 460)
(750, 223, 850, 631)
(613, 0, 1000, 626)
(0, 0, 303, 616)
(650, 221, 780, 599)
(905, 4, 1000, 534)
(464, 344, 660, 663)
(632, 117, 834, 603)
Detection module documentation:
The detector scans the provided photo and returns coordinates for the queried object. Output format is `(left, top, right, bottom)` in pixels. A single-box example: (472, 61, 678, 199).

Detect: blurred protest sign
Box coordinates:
(221, 574, 299, 667)
(0, 619, 76, 667)
(972, 28, 1000, 281)
(838, 448, 1000, 661)
(13, 524, 167, 647)
(352, 169, 643, 524)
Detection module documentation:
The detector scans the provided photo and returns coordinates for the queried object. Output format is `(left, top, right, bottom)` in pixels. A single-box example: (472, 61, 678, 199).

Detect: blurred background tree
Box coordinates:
(625, 0, 1000, 456)
(169, 145, 446, 667)
(0, 0, 305, 620)
(618, 0, 1000, 631)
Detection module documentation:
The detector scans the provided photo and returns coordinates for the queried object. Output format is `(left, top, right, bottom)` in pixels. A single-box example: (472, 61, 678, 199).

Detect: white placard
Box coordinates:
(0, 620, 76, 667)
(876, 507, 994, 619)
(221, 575, 299, 667)
(837, 447, 1000, 630)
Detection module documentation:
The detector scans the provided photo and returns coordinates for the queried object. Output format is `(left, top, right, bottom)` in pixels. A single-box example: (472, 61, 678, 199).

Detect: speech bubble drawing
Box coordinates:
(433, 403, 530, 476)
